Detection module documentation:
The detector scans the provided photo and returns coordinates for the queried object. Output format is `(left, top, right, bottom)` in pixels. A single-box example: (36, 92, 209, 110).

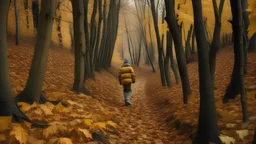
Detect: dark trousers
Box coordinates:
(123, 84, 131, 92)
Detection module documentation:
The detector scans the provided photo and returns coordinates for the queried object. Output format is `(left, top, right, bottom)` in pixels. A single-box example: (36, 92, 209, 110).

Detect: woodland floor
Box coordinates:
(1, 37, 256, 144)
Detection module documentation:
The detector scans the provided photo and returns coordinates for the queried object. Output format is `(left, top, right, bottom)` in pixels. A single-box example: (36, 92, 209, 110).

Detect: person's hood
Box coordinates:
(123, 58, 130, 66)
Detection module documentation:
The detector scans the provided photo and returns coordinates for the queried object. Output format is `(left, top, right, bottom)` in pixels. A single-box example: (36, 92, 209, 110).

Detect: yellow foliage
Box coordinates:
(83, 119, 94, 129)
(39, 103, 54, 115)
(53, 102, 72, 113)
(10, 124, 28, 144)
(18, 102, 37, 112)
(0, 116, 12, 131)
(219, 134, 236, 144)
(247, 0, 256, 38)
(106, 121, 117, 129)
(78, 128, 92, 140)
(235, 130, 249, 140)
(49, 137, 73, 144)
(93, 122, 107, 131)
(43, 125, 58, 138)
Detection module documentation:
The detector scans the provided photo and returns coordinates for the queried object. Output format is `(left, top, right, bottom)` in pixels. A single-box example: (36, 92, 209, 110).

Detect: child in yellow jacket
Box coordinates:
(118, 59, 135, 106)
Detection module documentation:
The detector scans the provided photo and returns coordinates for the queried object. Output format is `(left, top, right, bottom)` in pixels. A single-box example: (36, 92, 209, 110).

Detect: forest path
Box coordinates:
(108, 66, 182, 143)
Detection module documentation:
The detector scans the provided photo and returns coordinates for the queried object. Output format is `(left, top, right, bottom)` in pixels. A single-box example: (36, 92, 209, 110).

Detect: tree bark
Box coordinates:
(14, 0, 19, 45)
(223, 0, 247, 103)
(32, 0, 39, 31)
(209, 0, 225, 83)
(93, 0, 103, 65)
(165, 32, 172, 88)
(23, 0, 29, 29)
(248, 33, 256, 52)
(185, 24, 193, 63)
(164, 0, 191, 103)
(16, 0, 57, 104)
(0, 0, 47, 128)
(191, 26, 196, 54)
(150, 0, 166, 87)
(191, 0, 221, 143)
(71, 0, 86, 93)
(237, 0, 249, 123)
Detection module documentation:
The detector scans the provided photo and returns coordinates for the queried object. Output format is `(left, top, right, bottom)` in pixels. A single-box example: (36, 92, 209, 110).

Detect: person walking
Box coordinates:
(118, 58, 136, 106)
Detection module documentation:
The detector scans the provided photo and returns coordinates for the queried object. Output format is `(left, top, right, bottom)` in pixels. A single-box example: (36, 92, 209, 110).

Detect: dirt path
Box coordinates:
(108, 67, 182, 144)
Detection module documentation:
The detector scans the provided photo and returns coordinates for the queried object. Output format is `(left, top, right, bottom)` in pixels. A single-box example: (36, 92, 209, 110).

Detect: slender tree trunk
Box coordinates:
(14, 0, 19, 45)
(248, 34, 256, 52)
(185, 24, 193, 63)
(209, 0, 225, 83)
(23, 0, 29, 29)
(168, 31, 180, 84)
(93, 0, 103, 65)
(223, 0, 247, 103)
(32, 0, 39, 32)
(150, 0, 166, 87)
(164, 0, 191, 104)
(253, 128, 256, 143)
(191, 26, 196, 54)
(84, 0, 94, 79)
(137, 38, 142, 66)
(237, 0, 249, 123)
(0, 0, 47, 127)
(16, 0, 57, 104)
(71, 0, 86, 93)
(165, 32, 172, 88)
(192, 0, 221, 143)
(56, 0, 63, 47)
(241, 0, 249, 74)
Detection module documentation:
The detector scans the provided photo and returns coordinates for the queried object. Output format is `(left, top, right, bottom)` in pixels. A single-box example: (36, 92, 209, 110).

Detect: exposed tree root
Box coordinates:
(11, 102, 48, 128)
(39, 92, 68, 107)
(222, 82, 240, 104)
(16, 91, 68, 107)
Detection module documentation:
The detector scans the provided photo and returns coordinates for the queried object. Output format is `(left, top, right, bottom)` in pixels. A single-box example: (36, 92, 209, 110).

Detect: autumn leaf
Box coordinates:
(53, 102, 72, 113)
(0, 116, 12, 131)
(93, 122, 107, 132)
(83, 119, 94, 129)
(236, 130, 249, 140)
(226, 123, 236, 128)
(219, 135, 236, 144)
(18, 102, 37, 112)
(39, 104, 53, 115)
(10, 124, 28, 144)
(49, 137, 73, 144)
(106, 121, 118, 130)
(78, 128, 92, 140)
(43, 125, 58, 138)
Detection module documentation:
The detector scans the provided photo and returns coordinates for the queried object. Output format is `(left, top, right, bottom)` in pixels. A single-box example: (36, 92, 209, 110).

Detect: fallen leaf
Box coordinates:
(43, 125, 58, 138)
(39, 104, 53, 115)
(83, 119, 94, 129)
(226, 123, 236, 128)
(106, 121, 117, 129)
(53, 102, 71, 113)
(57, 137, 73, 144)
(18, 102, 37, 112)
(78, 128, 92, 139)
(219, 135, 236, 144)
(236, 130, 249, 140)
(10, 124, 28, 144)
(94, 122, 106, 131)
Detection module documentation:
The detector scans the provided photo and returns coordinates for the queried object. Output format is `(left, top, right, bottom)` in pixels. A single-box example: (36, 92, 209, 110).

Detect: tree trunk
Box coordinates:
(13, 0, 19, 45)
(23, 0, 29, 29)
(0, 0, 47, 128)
(192, 0, 221, 143)
(16, 0, 56, 104)
(137, 38, 142, 66)
(237, 0, 249, 123)
(164, 0, 191, 104)
(209, 0, 225, 83)
(168, 31, 180, 84)
(165, 32, 172, 88)
(223, 0, 247, 103)
(32, 0, 39, 32)
(93, 0, 103, 65)
(56, 0, 63, 47)
(185, 24, 193, 63)
(191, 26, 196, 54)
(253, 128, 256, 144)
(248, 33, 256, 52)
(84, 0, 94, 80)
(150, 0, 166, 87)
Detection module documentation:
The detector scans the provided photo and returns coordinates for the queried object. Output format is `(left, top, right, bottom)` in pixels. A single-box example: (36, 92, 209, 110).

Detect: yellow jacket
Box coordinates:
(118, 65, 135, 85)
